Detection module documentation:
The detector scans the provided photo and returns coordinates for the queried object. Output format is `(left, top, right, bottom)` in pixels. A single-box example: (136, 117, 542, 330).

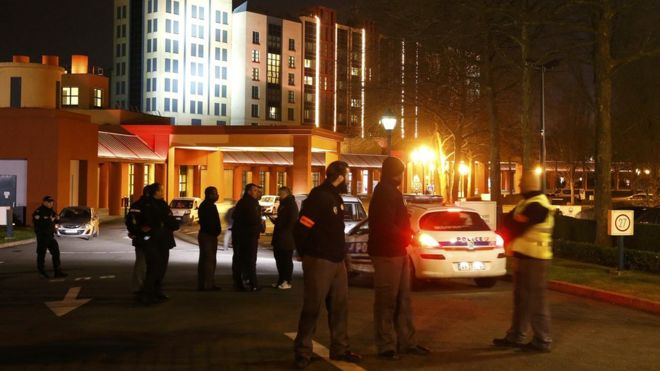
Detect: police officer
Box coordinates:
(231, 183, 262, 291)
(368, 157, 430, 359)
(493, 170, 554, 352)
(136, 183, 179, 304)
(293, 161, 361, 369)
(32, 196, 67, 279)
(125, 185, 151, 293)
(197, 186, 222, 291)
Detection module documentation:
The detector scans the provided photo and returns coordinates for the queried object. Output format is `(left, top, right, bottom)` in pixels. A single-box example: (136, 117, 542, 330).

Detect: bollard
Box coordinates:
(5, 207, 13, 239)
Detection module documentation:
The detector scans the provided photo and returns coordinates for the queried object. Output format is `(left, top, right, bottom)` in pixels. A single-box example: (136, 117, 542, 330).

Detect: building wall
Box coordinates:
(0, 109, 99, 219)
(0, 62, 64, 109)
(62, 73, 110, 109)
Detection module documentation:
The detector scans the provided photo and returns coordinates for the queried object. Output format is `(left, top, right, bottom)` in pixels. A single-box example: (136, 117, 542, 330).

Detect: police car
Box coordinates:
(295, 194, 367, 233)
(345, 205, 506, 288)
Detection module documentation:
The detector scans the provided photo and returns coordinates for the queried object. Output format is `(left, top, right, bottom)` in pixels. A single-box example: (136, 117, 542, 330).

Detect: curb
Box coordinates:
(547, 280, 660, 315)
(0, 238, 36, 249)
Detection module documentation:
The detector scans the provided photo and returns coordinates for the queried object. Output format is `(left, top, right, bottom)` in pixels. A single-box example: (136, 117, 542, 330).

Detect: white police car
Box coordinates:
(345, 205, 506, 288)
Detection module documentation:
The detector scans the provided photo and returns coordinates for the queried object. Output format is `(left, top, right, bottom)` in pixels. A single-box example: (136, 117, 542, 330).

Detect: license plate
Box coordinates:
(457, 261, 486, 271)
(458, 262, 471, 271)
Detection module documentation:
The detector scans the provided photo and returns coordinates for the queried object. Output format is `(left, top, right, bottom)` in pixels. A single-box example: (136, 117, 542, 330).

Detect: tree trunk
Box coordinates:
(483, 43, 503, 224)
(520, 3, 535, 172)
(594, 0, 614, 246)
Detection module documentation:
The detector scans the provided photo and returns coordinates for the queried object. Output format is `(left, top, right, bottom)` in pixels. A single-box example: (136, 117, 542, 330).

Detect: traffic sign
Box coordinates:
(608, 210, 634, 236)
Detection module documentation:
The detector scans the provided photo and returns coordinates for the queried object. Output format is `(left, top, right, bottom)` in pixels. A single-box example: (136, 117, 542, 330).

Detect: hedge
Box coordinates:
(553, 239, 660, 274)
(553, 215, 660, 253)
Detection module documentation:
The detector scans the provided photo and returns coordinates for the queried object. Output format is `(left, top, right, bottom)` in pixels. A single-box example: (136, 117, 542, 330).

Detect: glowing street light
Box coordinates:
(381, 110, 397, 156)
(644, 169, 651, 175)
(459, 163, 469, 176)
(458, 162, 470, 199)
(535, 166, 543, 176)
(411, 146, 436, 194)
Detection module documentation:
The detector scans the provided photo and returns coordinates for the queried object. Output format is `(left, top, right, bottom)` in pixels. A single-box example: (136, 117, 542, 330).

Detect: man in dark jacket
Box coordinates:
(136, 183, 179, 304)
(32, 196, 66, 279)
(126, 186, 152, 293)
(231, 183, 262, 291)
(269, 186, 298, 289)
(293, 161, 361, 369)
(197, 186, 222, 291)
(368, 157, 429, 360)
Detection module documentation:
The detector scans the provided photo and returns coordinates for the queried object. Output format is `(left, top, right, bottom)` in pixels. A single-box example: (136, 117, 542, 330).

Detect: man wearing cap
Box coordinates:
(368, 157, 430, 360)
(32, 196, 67, 279)
(493, 170, 554, 352)
(293, 161, 361, 369)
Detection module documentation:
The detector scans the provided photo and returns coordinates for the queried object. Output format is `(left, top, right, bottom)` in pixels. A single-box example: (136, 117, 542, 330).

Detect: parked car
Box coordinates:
(345, 205, 506, 289)
(259, 195, 280, 215)
(403, 194, 444, 205)
(170, 197, 202, 224)
(294, 194, 367, 233)
(55, 206, 99, 240)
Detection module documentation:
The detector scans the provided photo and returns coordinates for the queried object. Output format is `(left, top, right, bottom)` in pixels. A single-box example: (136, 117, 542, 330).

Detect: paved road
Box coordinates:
(0, 220, 658, 370)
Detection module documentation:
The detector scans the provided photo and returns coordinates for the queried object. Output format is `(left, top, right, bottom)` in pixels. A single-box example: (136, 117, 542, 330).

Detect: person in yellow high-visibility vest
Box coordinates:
(493, 170, 554, 353)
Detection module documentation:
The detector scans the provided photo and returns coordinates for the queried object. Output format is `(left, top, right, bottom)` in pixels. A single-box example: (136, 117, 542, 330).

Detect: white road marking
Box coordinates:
(74, 277, 92, 281)
(49, 278, 66, 283)
(99, 275, 116, 279)
(45, 287, 91, 317)
(284, 332, 366, 371)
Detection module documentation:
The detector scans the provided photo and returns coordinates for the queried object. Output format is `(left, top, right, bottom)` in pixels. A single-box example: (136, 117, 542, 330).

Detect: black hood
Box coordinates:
(381, 157, 405, 183)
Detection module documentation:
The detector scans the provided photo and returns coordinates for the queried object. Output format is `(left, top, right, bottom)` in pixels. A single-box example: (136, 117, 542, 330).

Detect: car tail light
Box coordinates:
(496, 234, 504, 248)
(418, 233, 439, 248)
(420, 253, 446, 260)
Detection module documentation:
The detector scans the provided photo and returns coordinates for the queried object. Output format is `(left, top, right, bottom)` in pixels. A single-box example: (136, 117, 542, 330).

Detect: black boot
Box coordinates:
(38, 268, 50, 279)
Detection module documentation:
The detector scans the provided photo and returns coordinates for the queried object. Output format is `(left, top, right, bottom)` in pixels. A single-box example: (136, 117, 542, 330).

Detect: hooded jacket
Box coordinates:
(271, 194, 299, 250)
(368, 157, 412, 257)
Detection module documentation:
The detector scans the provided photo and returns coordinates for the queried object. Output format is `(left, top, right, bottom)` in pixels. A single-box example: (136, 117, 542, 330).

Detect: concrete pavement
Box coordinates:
(0, 220, 658, 370)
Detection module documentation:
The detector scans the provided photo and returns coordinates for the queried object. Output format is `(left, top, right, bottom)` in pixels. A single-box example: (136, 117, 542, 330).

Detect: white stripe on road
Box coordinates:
(284, 332, 366, 371)
(74, 277, 92, 281)
(99, 275, 116, 279)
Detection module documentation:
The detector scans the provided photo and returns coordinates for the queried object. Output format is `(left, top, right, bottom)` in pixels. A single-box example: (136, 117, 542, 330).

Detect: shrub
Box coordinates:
(553, 239, 660, 274)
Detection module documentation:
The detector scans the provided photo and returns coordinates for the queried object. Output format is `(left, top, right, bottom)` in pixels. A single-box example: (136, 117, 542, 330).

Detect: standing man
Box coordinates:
(197, 186, 221, 291)
(32, 196, 67, 279)
(293, 161, 361, 369)
(126, 185, 151, 293)
(269, 186, 298, 290)
(368, 157, 429, 360)
(222, 206, 234, 251)
(137, 183, 179, 304)
(493, 171, 554, 352)
(231, 183, 262, 291)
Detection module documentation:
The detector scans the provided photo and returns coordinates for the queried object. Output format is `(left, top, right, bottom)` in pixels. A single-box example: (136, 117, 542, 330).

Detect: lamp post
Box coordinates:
(459, 162, 469, 199)
(381, 110, 397, 156)
(536, 59, 560, 193)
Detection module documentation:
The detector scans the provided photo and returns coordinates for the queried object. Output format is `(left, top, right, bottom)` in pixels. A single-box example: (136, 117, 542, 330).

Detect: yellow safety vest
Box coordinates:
(508, 194, 554, 260)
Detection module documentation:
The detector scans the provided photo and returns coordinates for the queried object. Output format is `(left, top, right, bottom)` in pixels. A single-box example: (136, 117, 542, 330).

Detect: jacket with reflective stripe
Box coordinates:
(509, 194, 554, 260)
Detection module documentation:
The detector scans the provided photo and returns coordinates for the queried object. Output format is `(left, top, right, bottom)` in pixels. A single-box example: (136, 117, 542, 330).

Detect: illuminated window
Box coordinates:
(129, 164, 135, 197)
(288, 56, 295, 68)
(252, 68, 260, 81)
(62, 87, 79, 106)
(304, 76, 313, 86)
(304, 59, 312, 69)
(288, 91, 295, 103)
(144, 165, 150, 185)
(267, 53, 281, 84)
(179, 166, 188, 197)
(268, 106, 279, 120)
(252, 50, 260, 63)
(93, 89, 103, 108)
(351, 67, 359, 76)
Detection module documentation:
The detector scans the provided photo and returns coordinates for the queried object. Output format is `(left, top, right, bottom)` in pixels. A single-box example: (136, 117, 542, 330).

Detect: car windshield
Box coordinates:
(419, 211, 490, 231)
(343, 202, 367, 221)
(261, 196, 277, 203)
(60, 208, 90, 219)
(170, 200, 194, 209)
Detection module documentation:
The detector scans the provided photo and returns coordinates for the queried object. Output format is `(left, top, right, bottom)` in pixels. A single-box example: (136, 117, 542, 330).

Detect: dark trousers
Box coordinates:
(506, 256, 552, 347)
(142, 241, 170, 297)
(273, 247, 293, 284)
(372, 256, 417, 353)
(197, 232, 218, 290)
(242, 237, 259, 288)
(36, 234, 61, 271)
(294, 256, 350, 359)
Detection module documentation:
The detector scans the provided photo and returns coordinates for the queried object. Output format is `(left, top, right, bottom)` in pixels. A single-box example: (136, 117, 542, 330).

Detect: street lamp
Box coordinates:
(533, 58, 560, 193)
(381, 110, 397, 156)
(411, 146, 436, 194)
(458, 162, 469, 199)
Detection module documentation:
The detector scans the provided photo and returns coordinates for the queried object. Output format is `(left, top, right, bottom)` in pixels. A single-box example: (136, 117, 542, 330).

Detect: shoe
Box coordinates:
(271, 282, 280, 288)
(493, 337, 525, 348)
(294, 356, 310, 369)
(378, 350, 400, 360)
(53, 270, 67, 278)
(330, 351, 362, 363)
(405, 345, 431, 355)
(278, 281, 292, 290)
(520, 342, 551, 353)
(38, 269, 50, 279)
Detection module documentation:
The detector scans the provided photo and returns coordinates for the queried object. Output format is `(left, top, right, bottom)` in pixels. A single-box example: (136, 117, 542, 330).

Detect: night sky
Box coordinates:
(0, 0, 348, 71)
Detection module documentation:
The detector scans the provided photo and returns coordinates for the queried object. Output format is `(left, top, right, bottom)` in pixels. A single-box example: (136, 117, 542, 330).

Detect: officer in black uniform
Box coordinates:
(125, 185, 152, 293)
(293, 161, 361, 369)
(32, 196, 67, 279)
(231, 183, 263, 291)
(135, 183, 179, 304)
